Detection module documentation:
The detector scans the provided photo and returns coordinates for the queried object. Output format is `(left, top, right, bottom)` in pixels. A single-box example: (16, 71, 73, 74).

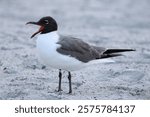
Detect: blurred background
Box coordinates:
(0, 0, 150, 99)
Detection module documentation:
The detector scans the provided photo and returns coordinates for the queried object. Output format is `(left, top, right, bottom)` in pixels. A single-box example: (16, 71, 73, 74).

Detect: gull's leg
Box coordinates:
(58, 69, 62, 92)
(68, 71, 72, 94)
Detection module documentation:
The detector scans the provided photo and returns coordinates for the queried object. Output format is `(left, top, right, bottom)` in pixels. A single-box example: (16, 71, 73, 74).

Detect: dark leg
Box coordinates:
(68, 71, 72, 93)
(58, 69, 62, 92)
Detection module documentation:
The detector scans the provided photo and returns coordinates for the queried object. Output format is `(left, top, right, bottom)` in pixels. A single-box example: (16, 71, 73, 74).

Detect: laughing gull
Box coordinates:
(26, 16, 135, 93)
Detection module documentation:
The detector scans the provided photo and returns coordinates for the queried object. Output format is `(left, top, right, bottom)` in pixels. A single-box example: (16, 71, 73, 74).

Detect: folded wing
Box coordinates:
(57, 36, 135, 63)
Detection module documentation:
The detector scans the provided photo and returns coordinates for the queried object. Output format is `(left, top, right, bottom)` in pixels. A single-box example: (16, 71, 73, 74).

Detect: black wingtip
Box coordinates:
(104, 49, 136, 54)
(125, 49, 136, 51)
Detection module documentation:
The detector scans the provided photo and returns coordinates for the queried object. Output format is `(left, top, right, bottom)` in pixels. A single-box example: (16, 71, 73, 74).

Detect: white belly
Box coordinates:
(36, 32, 85, 71)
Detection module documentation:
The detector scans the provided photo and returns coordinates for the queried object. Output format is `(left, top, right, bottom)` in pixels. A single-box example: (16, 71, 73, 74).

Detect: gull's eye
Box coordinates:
(44, 20, 49, 24)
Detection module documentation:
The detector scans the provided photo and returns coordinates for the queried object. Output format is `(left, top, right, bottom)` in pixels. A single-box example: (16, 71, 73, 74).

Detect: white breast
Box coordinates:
(36, 31, 85, 71)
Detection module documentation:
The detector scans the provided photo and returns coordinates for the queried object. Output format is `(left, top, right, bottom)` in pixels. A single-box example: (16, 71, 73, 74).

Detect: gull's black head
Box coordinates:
(26, 16, 58, 38)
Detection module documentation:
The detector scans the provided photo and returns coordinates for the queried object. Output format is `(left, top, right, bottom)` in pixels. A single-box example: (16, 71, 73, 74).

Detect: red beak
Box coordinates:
(26, 22, 44, 38)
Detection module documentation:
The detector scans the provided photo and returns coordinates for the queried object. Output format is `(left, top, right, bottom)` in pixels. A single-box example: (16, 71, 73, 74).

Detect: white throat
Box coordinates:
(38, 31, 59, 40)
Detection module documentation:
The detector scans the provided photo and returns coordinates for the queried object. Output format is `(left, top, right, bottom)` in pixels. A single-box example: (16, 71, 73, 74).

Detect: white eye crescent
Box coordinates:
(44, 20, 49, 24)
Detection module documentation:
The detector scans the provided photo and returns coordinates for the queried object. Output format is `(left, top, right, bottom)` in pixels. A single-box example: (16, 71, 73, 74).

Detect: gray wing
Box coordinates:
(56, 36, 106, 63)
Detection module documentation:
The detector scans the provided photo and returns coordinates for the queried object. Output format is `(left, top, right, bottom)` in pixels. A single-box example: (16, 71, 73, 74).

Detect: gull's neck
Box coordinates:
(39, 31, 59, 39)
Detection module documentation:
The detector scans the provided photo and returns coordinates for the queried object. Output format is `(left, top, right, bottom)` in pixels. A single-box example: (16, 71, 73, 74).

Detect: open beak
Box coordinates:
(26, 22, 44, 38)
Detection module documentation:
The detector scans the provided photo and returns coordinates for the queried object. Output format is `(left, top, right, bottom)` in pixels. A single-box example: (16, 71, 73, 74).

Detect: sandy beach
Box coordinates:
(0, 0, 150, 99)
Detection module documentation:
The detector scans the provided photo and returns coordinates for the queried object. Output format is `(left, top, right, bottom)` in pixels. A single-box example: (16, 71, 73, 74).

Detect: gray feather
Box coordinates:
(56, 36, 102, 62)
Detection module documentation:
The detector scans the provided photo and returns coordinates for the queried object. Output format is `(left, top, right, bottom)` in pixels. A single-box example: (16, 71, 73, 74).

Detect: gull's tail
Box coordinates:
(88, 48, 135, 65)
(101, 49, 135, 59)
